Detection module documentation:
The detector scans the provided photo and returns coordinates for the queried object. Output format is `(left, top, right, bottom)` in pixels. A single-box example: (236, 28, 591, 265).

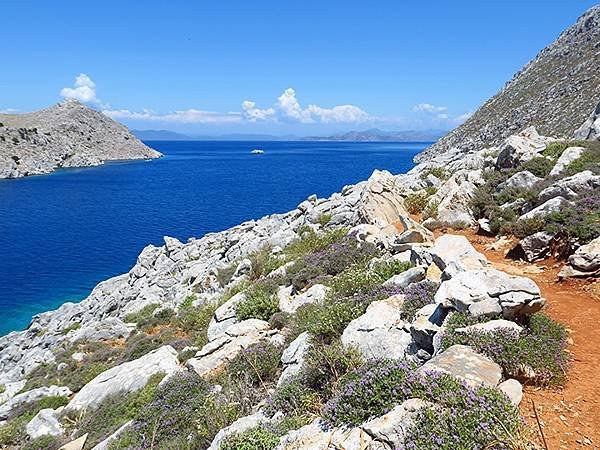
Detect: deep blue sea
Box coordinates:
(0, 141, 427, 335)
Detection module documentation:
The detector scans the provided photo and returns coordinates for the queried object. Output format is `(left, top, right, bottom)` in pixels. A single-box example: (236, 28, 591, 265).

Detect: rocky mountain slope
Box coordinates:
(0, 100, 161, 179)
(416, 4, 600, 162)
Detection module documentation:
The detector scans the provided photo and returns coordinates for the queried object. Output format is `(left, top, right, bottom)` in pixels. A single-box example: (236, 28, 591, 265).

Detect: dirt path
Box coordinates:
(444, 230, 600, 449)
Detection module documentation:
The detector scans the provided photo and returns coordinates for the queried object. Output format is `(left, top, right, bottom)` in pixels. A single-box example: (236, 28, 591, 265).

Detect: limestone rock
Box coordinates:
(497, 170, 542, 191)
(26, 408, 64, 439)
(278, 332, 311, 387)
(574, 101, 600, 141)
(431, 234, 488, 277)
(519, 196, 569, 221)
(207, 292, 246, 341)
(537, 170, 600, 203)
(66, 346, 180, 412)
(68, 317, 134, 342)
(495, 127, 548, 169)
(518, 232, 555, 262)
(549, 146, 585, 176)
(409, 304, 444, 354)
(383, 266, 426, 288)
(434, 269, 545, 319)
(341, 295, 411, 360)
(559, 237, 600, 278)
(419, 344, 502, 387)
(498, 379, 523, 406)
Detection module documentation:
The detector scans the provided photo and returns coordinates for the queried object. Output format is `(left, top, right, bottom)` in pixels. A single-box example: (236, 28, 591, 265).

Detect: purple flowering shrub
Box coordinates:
(440, 313, 569, 385)
(286, 235, 379, 291)
(323, 359, 522, 449)
(401, 280, 439, 321)
(545, 189, 600, 244)
(227, 341, 283, 387)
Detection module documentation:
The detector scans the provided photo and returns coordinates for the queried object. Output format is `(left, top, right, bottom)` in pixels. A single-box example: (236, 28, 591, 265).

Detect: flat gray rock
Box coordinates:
(419, 344, 502, 388)
(26, 408, 64, 439)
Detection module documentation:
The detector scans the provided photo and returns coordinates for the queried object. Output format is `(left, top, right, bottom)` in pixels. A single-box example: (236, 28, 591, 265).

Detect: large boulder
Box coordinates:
(358, 170, 408, 226)
(68, 317, 134, 342)
(497, 170, 542, 191)
(434, 269, 545, 319)
(341, 295, 412, 360)
(574, 101, 600, 141)
(383, 266, 426, 288)
(495, 127, 548, 169)
(518, 232, 555, 262)
(519, 196, 569, 221)
(418, 344, 502, 388)
(26, 408, 64, 439)
(559, 237, 600, 278)
(549, 146, 585, 176)
(430, 234, 488, 278)
(66, 346, 180, 412)
(537, 170, 600, 204)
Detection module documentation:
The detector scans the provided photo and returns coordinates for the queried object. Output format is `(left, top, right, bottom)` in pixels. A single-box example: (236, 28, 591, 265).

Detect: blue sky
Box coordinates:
(0, 0, 597, 135)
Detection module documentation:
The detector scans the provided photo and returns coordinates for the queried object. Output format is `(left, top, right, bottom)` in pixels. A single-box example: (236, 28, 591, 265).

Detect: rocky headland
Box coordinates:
(0, 5, 599, 450)
(0, 100, 161, 179)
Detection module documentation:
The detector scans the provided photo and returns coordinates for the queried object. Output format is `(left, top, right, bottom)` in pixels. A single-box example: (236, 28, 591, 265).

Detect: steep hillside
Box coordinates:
(416, 4, 600, 162)
(0, 100, 162, 178)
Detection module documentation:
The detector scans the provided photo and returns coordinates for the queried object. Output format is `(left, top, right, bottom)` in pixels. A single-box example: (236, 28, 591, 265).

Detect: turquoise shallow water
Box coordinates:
(0, 140, 427, 335)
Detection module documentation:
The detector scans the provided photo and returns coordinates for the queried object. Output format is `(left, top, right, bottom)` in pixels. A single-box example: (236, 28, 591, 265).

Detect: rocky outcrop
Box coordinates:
(0, 100, 162, 179)
(416, 5, 600, 162)
(26, 408, 64, 439)
(278, 332, 311, 387)
(434, 269, 545, 319)
(550, 146, 585, 176)
(559, 236, 600, 278)
(66, 346, 180, 412)
(574, 100, 600, 141)
(341, 294, 411, 360)
(418, 344, 502, 388)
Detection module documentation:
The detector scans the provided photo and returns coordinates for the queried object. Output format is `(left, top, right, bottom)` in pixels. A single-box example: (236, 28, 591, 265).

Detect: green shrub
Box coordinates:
(542, 141, 568, 160)
(21, 434, 63, 450)
(370, 259, 412, 282)
(440, 313, 569, 385)
(422, 199, 439, 220)
(248, 246, 285, 280)
(283, 227, 348, 261)
(176, 301, 218, 348)
(122, 329, 179, 361)
(0, 413, 31, 446)
(179, 294, 196, 309)
(60, 322, 81, 335)
(404, 192, 430, 214)
(544, 190, 600, 244)
(123, 304, 174, 331)
(562, 143, 600, 176)
(517, 157, 554, 178)
(503, 216, 545, 239)
(227, 341, 283, 387)
(265, 379, 322, 417)
(421, 167, 450, 181)
(0, 384, 5, 394)
(236, 279, 279, 321)
(317, 213, 332, 227)
(222, 426, 281, 450)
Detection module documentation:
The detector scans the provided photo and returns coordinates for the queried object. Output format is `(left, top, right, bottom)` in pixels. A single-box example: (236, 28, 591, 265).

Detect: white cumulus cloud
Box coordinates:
(60, 74, 101, 104)
(103, 108, 242, 124)
(413, 103, 448, 113)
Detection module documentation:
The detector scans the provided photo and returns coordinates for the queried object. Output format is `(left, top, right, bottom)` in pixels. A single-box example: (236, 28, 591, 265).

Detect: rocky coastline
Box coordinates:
(0, 100, 161, 179)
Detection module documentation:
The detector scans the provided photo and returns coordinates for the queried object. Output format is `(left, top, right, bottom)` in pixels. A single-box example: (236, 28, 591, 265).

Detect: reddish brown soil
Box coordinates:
(442, 230, 600, 449)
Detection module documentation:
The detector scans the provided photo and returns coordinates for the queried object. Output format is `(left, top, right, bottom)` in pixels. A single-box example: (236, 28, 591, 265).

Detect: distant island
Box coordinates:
(132, 128, 446, 142)
(0, 100, 161, 179)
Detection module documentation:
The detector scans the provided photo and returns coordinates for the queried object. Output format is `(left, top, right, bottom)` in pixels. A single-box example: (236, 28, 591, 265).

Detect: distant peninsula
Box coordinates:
(0, 100, 162, 179)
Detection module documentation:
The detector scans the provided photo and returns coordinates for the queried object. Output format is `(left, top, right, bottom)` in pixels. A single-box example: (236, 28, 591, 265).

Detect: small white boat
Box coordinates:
(251, 149, 264, 154)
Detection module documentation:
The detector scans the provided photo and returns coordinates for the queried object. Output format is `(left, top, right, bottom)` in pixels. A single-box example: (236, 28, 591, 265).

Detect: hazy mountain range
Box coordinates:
(132, 128, 447, 142)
